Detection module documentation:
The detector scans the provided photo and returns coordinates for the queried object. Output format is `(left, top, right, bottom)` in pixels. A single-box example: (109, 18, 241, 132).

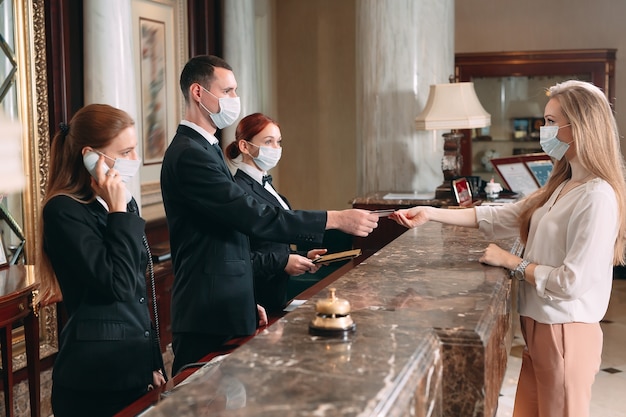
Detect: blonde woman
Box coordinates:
(391, 80, 626, 417)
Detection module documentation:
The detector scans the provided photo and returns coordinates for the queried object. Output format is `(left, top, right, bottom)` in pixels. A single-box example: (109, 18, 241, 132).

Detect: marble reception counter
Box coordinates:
(140, 223, 513, 417)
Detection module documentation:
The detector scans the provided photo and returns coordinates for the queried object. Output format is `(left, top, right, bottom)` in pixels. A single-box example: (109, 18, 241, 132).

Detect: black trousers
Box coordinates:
(172, 332, 232, 376)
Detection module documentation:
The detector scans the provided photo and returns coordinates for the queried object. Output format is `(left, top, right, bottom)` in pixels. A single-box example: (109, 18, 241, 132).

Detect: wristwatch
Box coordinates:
(510, 259, 530, 281)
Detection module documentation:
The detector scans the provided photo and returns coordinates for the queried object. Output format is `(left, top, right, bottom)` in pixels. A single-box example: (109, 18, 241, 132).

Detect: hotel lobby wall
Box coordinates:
(456, 0, 626, 157)
(274, 0, 453, 211)
(274, 0, 358, 211)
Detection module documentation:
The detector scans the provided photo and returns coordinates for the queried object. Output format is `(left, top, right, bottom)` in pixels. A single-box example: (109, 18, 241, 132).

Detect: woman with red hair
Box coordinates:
(225, 113, 327, 312)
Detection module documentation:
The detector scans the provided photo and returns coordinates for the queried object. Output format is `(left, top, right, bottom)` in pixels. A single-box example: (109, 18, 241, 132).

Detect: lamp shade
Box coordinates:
(415, 82, 491, 130)
(0, 110, 25, 194)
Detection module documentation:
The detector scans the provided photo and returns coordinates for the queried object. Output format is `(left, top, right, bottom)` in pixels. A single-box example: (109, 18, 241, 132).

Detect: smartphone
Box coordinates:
(83, 151, 108, 179)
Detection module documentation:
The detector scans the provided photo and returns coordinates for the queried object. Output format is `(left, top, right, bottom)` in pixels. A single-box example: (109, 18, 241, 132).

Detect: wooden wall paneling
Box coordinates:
(44, 0, 84, 136)
(187, 0, 223, 57)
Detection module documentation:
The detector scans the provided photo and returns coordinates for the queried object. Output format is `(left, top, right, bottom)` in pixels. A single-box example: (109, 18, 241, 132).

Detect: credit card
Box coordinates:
(371, 209, 395, 217)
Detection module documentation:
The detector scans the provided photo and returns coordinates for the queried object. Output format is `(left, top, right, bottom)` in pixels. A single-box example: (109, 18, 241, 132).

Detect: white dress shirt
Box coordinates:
(237, 163, 290, 210)
(180, 120, 219, 145)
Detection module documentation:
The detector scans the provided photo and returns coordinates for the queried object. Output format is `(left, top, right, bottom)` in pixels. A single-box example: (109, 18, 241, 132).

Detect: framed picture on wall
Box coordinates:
(139, 17, 168, 165)
(132, 0, 187, 217)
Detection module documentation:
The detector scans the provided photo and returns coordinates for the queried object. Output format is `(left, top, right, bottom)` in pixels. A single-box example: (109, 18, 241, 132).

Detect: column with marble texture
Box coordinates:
(222, 0, 259, 153)
(356, 0, 455, 195)
(83, 0, 141, 203)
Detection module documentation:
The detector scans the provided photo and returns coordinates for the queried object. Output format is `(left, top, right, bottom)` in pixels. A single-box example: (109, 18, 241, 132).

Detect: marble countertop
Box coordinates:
(141, 223, 513, 417)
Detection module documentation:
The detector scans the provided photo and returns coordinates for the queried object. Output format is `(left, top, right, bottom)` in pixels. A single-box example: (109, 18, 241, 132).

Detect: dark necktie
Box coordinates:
(262, 174, 273, 186)
(213, 143, 225, 161)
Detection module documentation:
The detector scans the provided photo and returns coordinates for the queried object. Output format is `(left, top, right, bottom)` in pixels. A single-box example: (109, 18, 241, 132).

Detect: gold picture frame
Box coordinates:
(8, 0, 59, 366)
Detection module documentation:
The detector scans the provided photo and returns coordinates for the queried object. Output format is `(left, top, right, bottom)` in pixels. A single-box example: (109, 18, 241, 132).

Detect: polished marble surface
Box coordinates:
(355, 224, 513, 417)
(141, 223, 512, 417)
(146, 325, 442, 417)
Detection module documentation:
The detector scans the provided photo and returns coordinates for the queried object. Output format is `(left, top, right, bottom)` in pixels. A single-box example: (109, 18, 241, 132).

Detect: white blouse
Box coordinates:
(475, 178, 618, 324)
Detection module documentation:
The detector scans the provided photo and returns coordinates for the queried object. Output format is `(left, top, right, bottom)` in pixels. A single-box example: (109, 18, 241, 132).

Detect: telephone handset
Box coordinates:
(83, 151, 108, 178)
(83, 151, 132, 203)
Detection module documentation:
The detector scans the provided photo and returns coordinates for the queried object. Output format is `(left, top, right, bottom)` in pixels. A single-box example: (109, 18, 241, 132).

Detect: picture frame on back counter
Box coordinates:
(452, 178, 474, 207)
(490, 153, 553, 197)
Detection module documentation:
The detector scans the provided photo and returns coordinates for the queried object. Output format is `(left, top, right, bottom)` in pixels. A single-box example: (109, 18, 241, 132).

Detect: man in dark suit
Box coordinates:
(161, 55, 378, 375)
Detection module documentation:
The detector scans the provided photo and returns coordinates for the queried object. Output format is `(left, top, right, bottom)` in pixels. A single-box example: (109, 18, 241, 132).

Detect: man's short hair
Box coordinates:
(180, 55, 232, 104)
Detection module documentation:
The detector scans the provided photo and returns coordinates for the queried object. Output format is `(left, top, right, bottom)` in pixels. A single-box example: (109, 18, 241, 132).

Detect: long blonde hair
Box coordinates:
(518, 80, 626, 265)
(37, 104, 135, 304)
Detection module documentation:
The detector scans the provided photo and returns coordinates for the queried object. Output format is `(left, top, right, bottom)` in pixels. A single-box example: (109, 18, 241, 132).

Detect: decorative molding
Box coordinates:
(14, 0, 57, 359)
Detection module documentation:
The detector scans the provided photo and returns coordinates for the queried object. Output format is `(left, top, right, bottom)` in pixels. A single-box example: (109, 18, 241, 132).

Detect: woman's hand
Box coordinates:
(390, 206, 477, 229)
(389, 207, 430, 228)
(257, 304, 268, 327)
(479, 243, 518, 269)
(285, 254, 318, 276)
(151, 369, 166, 388)
(307, 248, 327, 262)
(90, 154, 127, 212)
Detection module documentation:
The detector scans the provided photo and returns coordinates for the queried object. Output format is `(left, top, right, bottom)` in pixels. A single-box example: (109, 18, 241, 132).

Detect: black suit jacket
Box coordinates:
(160, 125, 326, 336)
(234, 169, 307, 312)
(43, 196, 163, 392)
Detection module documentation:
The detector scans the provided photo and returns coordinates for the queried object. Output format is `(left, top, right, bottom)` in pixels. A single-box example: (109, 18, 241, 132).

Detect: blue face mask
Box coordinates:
(539, 124, 572, 160)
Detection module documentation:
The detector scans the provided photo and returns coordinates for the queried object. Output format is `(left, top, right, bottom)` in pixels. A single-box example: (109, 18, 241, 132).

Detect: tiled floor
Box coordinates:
(496, 278, 626, 417)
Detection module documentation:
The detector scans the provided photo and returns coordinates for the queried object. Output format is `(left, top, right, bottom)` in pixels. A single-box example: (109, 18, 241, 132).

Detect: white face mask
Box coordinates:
(539, 124, 572, 160)
(200, 86, 241, 129)
(248, 143, 282, 172)
(98, 151, 141, 183)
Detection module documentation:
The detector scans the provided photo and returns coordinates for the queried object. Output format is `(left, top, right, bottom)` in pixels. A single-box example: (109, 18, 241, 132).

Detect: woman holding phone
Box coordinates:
(37, 104, 166, 416)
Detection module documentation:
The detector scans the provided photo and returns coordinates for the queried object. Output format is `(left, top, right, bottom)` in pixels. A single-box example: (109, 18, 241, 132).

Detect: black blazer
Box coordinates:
(43, 196, 164, 392)
(160, 125, 326, 337)
(234, 169, 307, 312)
